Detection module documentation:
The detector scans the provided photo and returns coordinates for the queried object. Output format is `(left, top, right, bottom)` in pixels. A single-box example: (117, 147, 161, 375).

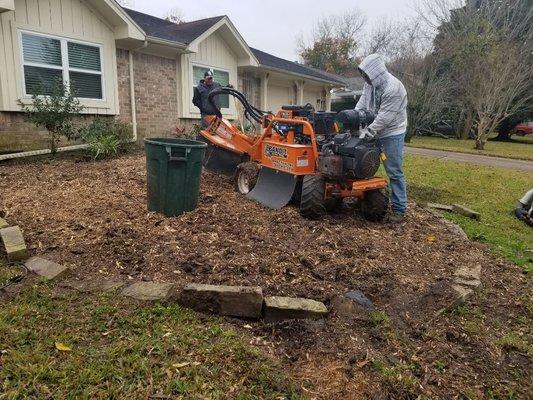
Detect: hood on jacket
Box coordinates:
(358, 54, 389, 88)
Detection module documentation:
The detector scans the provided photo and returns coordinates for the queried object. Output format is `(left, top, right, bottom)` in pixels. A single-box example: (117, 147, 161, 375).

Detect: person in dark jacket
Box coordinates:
(192, 70, 222, 127)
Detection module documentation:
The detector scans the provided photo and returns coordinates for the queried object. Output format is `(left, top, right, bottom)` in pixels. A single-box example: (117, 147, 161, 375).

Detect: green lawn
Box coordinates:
(0, 280, 301, 400)
(403, 155, 533, 269)
(407, 136, 533, 161)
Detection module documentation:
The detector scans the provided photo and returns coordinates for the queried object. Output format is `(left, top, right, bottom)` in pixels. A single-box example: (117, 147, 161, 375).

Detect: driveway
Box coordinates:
(405, 147, 533, 172)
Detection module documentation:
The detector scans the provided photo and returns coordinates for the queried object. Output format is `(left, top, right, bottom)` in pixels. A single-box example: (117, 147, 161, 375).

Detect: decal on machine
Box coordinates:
(271, 159, 293, 172)
(296, 156, 309, 167)
(264, 144, 288, 159)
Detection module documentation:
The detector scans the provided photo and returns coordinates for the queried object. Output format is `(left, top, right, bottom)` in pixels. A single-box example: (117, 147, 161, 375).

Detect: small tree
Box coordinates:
(18, 79, 83, 154)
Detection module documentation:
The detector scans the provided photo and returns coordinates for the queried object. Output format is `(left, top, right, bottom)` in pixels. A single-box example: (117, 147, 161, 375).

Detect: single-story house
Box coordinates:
(330, 76, 364, 111)
(0, 0, 345, 152)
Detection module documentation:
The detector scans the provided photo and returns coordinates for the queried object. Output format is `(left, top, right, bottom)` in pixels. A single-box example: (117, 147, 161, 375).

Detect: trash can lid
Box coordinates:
(144, 138, 207, 148)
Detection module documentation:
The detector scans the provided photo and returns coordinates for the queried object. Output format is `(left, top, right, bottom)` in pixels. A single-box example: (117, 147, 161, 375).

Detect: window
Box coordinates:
(21, 31, 103, 100)
(192, 65, 229, 109)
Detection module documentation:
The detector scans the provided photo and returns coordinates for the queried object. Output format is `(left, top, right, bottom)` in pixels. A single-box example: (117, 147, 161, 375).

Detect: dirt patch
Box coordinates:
(1, 152, 530, 398)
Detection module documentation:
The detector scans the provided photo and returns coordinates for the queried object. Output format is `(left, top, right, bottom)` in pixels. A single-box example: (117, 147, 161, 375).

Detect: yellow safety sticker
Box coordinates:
(380, 152, 387, 161)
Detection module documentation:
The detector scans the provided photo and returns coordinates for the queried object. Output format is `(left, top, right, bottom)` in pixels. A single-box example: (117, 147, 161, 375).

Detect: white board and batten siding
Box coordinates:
(0, 0, 119, 114)
(267, 84, 292, 113)
(303, 86, 326, 111)
(180, 31, 238, 119)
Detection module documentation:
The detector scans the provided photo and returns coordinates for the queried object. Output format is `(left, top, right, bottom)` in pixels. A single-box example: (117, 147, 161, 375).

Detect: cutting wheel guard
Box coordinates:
(201, 139, 244, 176)
(246, 167, 297, 209)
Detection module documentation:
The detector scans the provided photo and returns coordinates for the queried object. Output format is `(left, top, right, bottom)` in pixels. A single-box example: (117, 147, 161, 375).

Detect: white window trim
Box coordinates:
(191, 62, 231, 112)
(18, 29, 105, 102)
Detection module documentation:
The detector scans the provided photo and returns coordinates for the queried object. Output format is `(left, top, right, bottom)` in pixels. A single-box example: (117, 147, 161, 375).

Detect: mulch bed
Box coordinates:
(1, 151, 530, 399)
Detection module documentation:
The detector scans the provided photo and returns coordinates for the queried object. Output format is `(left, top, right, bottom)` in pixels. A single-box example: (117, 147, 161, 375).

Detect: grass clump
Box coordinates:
(0, 283, 301, 399)
(407, 135, 533, 161)
(402, 155, 533, 268)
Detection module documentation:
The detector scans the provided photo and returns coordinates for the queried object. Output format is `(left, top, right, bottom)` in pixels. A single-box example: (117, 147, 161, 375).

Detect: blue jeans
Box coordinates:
(379, 133, 407, 215)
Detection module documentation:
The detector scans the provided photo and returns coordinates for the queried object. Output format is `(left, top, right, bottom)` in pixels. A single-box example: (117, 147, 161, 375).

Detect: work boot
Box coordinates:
(388, 212, 406, 223)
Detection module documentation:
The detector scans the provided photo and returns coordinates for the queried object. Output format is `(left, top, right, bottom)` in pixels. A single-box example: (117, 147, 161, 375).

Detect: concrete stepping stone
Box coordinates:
(1, 226, 28, 261)
(121, 282, 175, 301)
(263, 296, 328, 322)
(0, 218, 8, 229)
(25, 257, 68, 280)
(180, 283, 263, 318)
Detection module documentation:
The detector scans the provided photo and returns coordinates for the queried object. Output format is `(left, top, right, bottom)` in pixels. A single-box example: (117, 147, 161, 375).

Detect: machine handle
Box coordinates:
(166, 146, 189, 162)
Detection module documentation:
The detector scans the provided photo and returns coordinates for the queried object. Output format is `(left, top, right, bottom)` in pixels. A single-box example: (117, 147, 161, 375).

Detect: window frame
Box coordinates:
(18, 29, 105, 101)
(191, 62, 231, 112)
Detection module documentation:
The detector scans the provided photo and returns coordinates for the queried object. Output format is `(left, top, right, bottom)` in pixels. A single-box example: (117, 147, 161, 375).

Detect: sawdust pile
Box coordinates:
(1, 152, 529, 399)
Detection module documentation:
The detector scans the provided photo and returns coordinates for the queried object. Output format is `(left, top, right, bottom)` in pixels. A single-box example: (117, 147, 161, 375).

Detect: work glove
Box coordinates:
(358, 128, 375, 139)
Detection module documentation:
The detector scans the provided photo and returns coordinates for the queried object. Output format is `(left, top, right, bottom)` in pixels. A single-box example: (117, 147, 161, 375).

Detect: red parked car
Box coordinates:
(513, 121, 533, 136)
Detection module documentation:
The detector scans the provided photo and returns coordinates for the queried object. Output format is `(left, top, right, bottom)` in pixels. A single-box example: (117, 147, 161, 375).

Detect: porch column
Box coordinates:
(295, 80, 305, 105)
(325, 86, 332, 111)
(261, 73, 269, 110)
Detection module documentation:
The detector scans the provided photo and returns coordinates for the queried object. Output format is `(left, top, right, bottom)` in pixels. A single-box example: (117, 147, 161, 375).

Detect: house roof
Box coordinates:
(123, 8, 345, 85)
(124, 8, 224, 45)
(250, 48, 346, 85)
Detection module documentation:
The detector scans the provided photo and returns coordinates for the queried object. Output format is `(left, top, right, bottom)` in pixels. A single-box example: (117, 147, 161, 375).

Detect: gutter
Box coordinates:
(258, 65, 344, 86)
(146, 36, 189, 51)
(129, 40, 148, 142)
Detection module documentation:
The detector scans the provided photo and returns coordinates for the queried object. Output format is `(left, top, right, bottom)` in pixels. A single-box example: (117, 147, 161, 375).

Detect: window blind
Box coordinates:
(20, 31, 103, 100)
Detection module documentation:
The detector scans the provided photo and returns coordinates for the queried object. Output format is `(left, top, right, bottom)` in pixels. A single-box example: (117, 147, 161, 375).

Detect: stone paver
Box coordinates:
(121, 282, 175, 301)
(405, 146, 533, 172)
(453, 277, 482, 288)
(180, 283, 263, 318)
(330, 295, 368, 320)
(0, 226, 28, 261)
(25, 257, 68, 280)
(345, 289, 376, 312)
(0, 218, 8, 229)
(450, 284, 474, 308)
(426, 203, 454, 212)
(454, 264, 482, 281)
(452, 204, 481, 220)
(67, 279, 125, 292)
(263, 296, 328, 322)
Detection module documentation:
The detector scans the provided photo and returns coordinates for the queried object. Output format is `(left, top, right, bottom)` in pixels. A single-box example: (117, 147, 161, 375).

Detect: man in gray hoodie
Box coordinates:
(356, 54, 408, 222)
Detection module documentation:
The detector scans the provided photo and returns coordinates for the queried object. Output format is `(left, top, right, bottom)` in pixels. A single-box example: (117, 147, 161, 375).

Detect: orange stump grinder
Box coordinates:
(198, 87, 389, 220)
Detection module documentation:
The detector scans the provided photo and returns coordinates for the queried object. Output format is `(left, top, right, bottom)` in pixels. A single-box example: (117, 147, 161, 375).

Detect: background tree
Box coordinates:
(164, 7, 185, 25)
(297, 9, 366, 76)
(428, 0, 532, 148)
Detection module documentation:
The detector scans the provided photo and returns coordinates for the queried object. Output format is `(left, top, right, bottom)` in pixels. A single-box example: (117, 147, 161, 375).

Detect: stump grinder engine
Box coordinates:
(198, 87, 389, 220)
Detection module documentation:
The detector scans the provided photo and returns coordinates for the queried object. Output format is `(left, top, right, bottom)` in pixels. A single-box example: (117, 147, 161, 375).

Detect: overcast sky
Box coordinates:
(123, 0, 418, 61)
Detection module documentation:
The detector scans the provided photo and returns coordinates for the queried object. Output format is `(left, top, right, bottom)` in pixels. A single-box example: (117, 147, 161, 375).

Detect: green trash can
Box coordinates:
(144, 138, 207, 217)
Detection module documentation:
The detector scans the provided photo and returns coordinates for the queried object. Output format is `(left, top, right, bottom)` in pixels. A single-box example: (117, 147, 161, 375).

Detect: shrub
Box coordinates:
(79, 118, 134, 160)
(18, 79, 83, 154)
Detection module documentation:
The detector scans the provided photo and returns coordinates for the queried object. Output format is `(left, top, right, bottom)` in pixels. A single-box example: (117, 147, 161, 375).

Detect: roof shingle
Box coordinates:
(125, 8, 224, 45)
(250, 48, 346, 85)
(123, 8, 345, 85)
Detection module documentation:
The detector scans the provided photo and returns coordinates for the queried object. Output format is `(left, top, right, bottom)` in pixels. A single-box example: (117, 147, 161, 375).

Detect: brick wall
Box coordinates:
(131, 52, 179, 140)
(1, 49, 195, 153)
(116, 48, 132, 126)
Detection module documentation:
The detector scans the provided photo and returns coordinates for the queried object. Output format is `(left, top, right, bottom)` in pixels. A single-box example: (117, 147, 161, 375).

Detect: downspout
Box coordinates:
(129, 40, 148, 142)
